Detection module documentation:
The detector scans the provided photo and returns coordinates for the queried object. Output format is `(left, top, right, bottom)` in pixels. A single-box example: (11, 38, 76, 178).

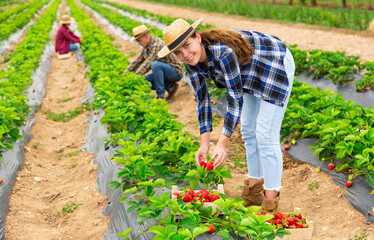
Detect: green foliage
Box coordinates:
(64, 149, 82, 157)
(92, 0, 213, 31)
(282, 81, 374, 187)
(184, 161, 232, 190)
(0, 0, 50, 41)
(32, 141, 40, 149)
(307, 181, 320, 191)
(135, 0, 374, 31)
(0, 0, 61, 164)
(62, 202, 82, 213)
(42, 102, 89, 122)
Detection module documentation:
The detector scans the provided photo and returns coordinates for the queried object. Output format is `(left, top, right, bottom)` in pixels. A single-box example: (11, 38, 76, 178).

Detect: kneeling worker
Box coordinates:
(124, 25, 183, 100)
(55, 15, 81, 55)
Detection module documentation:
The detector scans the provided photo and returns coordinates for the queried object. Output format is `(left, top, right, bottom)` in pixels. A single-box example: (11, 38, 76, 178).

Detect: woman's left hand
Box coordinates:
(212, 144, 227, 169)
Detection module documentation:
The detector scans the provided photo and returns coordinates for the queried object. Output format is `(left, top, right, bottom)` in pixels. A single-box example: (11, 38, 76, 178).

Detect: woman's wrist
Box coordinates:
(217, 134, 229, 148)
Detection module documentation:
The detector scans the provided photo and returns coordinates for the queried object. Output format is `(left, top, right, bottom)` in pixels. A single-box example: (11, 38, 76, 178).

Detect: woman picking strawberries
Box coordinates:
(158, 18, 295, 211)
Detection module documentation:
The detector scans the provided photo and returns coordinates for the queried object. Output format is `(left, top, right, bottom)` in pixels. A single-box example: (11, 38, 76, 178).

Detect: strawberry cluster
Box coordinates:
(173, 188, 220, 203)
(260, 211, 309, 229)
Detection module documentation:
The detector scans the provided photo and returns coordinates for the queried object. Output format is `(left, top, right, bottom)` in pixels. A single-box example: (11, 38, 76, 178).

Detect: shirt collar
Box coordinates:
(194, 43, 215, 71)
(146, 35, 155, 49)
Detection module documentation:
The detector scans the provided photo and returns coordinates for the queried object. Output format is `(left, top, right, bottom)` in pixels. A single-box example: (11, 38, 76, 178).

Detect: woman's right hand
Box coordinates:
(195, 145, 209, 166)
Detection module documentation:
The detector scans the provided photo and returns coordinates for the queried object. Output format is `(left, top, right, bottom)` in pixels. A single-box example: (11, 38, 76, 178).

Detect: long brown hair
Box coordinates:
(197, 29, 254, 66)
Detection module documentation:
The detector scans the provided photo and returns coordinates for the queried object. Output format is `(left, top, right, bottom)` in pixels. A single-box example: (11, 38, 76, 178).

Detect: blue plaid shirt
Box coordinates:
(186, 30, 289, 138)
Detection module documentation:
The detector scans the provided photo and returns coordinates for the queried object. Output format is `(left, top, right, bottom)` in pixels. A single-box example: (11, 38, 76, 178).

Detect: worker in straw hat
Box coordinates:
(55, 14, 81, 55)
(124, 25, 183, 100)
(158, 18, 295, 211)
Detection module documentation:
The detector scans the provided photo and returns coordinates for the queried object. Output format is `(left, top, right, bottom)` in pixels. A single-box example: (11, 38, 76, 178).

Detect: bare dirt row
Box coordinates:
(5, 3, 109, 240)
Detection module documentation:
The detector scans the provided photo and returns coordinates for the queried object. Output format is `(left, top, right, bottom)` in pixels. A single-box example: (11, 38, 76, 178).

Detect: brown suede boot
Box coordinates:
(261, 192, 280, 212)
(241, 179, 264, 207)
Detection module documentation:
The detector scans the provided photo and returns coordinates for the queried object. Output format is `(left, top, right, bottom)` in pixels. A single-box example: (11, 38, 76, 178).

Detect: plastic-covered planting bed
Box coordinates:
(212, 73, 374, 224)
(0, 2, 63, 238)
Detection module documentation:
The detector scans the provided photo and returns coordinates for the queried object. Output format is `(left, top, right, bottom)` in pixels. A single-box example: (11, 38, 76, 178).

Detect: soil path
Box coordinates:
(102, 1, 374, 239)
(108, 0, 374, 62)
(5, 3, 109, 239)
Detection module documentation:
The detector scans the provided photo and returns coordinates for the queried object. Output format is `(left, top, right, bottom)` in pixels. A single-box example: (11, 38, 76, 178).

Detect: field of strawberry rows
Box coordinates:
(0, 0, 373, 239)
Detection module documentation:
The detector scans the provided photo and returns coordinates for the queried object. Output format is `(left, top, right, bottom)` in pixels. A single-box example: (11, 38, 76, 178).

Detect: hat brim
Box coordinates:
(158, 18, 204, 58)
(59, 18, 74, 25)
(130, 29, 151, 41)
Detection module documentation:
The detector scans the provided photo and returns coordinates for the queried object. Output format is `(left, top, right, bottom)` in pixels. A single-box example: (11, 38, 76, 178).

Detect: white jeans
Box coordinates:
(240, 48, 295, 191)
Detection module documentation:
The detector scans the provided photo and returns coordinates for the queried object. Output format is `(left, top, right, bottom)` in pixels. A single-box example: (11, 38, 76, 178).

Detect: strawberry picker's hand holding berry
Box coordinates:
(195, 145, 209, 167)
(195, 132, 210, 166)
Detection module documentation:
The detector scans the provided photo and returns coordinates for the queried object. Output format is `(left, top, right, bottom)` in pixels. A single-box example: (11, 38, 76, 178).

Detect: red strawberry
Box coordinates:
(287, 218, 296, 225)
(209, 194, 220, 202)
(194, 192, 199, 197)
(284, 145, 289, 151)
(210, 100, 216, 104)
(0, 178, 3, 183)
(199, 190, 209, 199)
(275, 212, 283, 219)
(173, 192, 179, 199)
(208, 225, 215, 233)
(346, 181, 352, 188)
(296, 223, 304, 228)
(188, 188, 195, 196)
(94, 110, 98, 115)
(275, 219, 282, 225)
(182, 194, 192, 202)
(85, 65, 87, 68)
(203, 198, 210, 202)
(200, 161, 207, 168)
(206, 161, 214, 171)
(328, 163, 334, 170)
(192, 197, 197, 201)
(107, 126, 111, 130)
(32, 89, 35, 92)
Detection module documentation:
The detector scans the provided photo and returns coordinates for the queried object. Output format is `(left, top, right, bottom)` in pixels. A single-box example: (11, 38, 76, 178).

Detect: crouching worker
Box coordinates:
(55, 15, 81, 55)
(124, 25, 183, 100)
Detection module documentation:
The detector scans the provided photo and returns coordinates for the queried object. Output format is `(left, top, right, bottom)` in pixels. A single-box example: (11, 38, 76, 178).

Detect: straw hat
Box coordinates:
(130, 25, 152, 41)
(59, 15, 74, 25)
(158, 18, 204, 58)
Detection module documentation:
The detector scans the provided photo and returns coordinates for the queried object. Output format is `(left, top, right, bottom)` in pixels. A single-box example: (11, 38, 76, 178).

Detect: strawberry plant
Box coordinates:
(116, 228, 131, 239)
(0, 0, 50, 41)
(210, 195, 290, 239)
(282, 80, 374, 189)
(0, 0, 61, 164)
(184, 158, 232, 190)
